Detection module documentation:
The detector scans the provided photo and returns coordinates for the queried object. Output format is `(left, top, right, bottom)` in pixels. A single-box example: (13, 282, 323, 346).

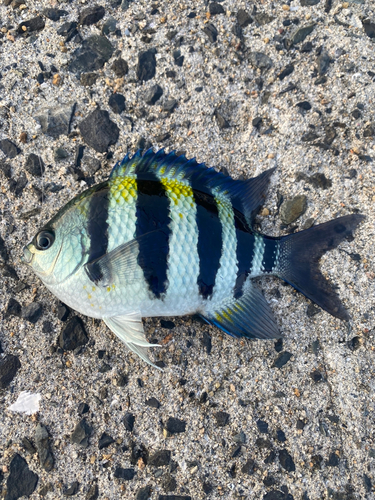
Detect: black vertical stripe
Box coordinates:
(86, 182, 110, 264)
(262, 237, 279, 273)
(233, 212, 254, 299)
(135, 173, 171, 298)
(193, 189, 223, 299)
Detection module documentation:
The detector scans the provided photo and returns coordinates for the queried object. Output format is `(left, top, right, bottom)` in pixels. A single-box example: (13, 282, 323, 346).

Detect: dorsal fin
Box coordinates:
(109, 149, 275, 224)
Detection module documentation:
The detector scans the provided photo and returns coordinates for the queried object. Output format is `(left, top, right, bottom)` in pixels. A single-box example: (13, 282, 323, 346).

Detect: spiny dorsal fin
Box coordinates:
(109, 149, 275, 223)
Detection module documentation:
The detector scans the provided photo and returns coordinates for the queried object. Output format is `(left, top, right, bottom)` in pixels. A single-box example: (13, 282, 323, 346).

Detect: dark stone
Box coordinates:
(306, 173, 332, 189)
(0, 139, 20, 158)
(209, 2, 225, 15)
(363, 124, 375, 137)
(214, 411, 229, 427)
(278, 64, 294, 80)
(348, 336, 361, 351)
(203, 23, 218, 43)
(231, 444, 242, 457)
(263, 491, 292, 500)
(318, 51, 331, 75)
(272, 351, 293, 368)
(114, 467, 136, 480)
(158, 496, 191, 500)
(327, 452, 339, 467)
(287, 24, 316, 48)
(0, 236, 9, 262)
(38, 482, 53, 496)
(68, 36, 115, 76)
(80, 73, 99, 86)
(145, 84, 163, 105)
(59, 317, 88, 351)
(79, 108, 119, 153)
(35, 424, 54, 472)
(155, 132, 171, 142)
(56, 302, 70, 322)
(22, 437, 37, 455)
(79, 6, 105, 26)
(0, 263, 20, 279)
(242, 458, 255, 474)
(351, 109, 361, 119)
(163, 99, 178, 113)
(136, 486, 152, 500)
(277, 429, 286, 442)
(249, 52, 273, 71)
(364, 474, 372, 492)
(111, 58, 129, 77)
(123, 413, 135, 431)
(274, 338, 283, 352)
(296, 101, 311, 110)
(17, 17, 45, 34)
(163, 474, 177, 492)
(202, 482, 213, 494)
(314, 76, 327, 85)
(296, 419, 306, 430)
(71, 419, 92, 448)
(252, 117, 262, 128)
(363, 20, 375, 39)
(214, 109, 230, 129)
(301, 131, 319, 142)
(86, 484, 99, 500)
(265, 450, 277, 464)
(22, 302, 42, 324)
(165, 417, 186, 434)
(98, 433, 115, 450)
(257, 419, 269, 433)
(307, 303, 320, 317)
(237, 9, 253, 27)
(201, 331, 212, 354)
(280, 195, 307, 224)
(0, 355, 21, 389)
(64, 481, 79, 496)
(254, 13, 275, 25)
(149, 449, 171, 466)
(0, 161, 12, 179)
(160, 319, 175, 329)
(324, 126, 336, 145)
(145, 397, 160, 408)
(4, 298, 22, 318)
(35, 103, 76, 138)
(5, 454, 38, 500)
(300, 0, 320, 4)
(57, 21, 77, 37)
(310, 369, 323, 382)
(279, 449, 295, 472)
(137, 49, 157, 81)
(24, 154, 44, 177)
(78, 402, 89, 415)
(108, 93, 126, 114)
(43, 8, 68, 21)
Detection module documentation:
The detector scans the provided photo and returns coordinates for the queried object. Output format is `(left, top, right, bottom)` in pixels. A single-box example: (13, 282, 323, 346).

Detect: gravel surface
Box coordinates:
(0, 0, 374, 499)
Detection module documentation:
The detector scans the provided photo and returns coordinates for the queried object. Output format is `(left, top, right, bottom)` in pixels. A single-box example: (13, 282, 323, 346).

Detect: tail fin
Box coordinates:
(276, 214, 365, 320)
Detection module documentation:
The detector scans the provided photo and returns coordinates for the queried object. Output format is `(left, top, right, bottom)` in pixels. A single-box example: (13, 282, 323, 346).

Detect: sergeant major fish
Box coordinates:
(22, 149, 364, 368)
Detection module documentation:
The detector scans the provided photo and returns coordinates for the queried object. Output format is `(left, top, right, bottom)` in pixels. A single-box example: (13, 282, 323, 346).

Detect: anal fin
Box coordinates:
(104, 312, 162, 370)
(203, 283, 281, 340)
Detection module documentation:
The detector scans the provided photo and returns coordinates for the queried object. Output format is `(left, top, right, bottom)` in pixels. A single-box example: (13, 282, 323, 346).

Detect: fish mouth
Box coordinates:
(21, 246, 34, 265)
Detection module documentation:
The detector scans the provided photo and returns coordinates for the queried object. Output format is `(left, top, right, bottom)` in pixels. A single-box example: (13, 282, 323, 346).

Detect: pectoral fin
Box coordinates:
(104, 312, 162, 370)
(203, 283, 281, 340)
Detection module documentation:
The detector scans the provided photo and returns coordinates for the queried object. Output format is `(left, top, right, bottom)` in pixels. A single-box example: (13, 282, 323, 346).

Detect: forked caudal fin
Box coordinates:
(275, 214, 365, 320)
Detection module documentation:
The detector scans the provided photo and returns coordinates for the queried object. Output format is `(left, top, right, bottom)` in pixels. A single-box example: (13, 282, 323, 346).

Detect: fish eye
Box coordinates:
(35, 230, 55, 251)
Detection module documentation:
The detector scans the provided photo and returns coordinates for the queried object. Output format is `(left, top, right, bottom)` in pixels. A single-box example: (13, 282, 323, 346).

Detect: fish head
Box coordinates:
(22, 193, 92, 287)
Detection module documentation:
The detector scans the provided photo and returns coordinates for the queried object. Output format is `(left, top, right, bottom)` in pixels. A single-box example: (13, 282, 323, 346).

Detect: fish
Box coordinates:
(22, 148, 364, 368)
